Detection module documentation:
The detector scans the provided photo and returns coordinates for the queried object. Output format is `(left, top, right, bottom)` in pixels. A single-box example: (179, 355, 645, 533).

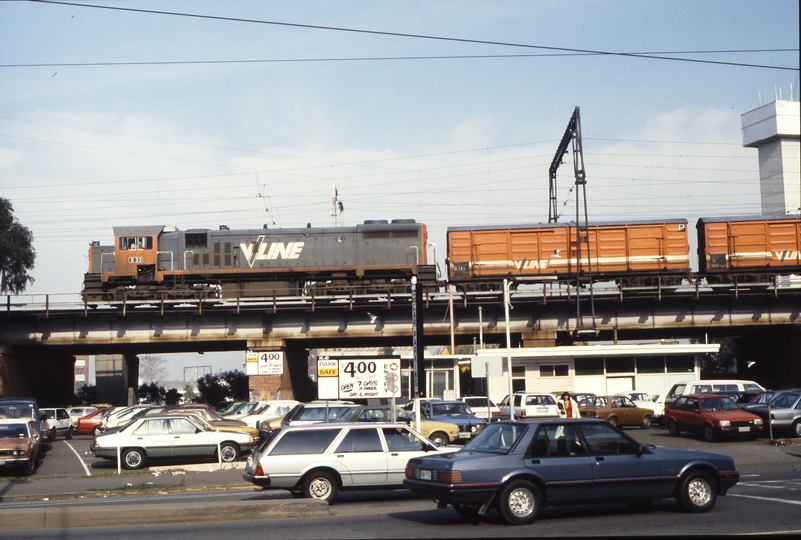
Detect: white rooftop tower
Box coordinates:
(741, 99, 801, 215)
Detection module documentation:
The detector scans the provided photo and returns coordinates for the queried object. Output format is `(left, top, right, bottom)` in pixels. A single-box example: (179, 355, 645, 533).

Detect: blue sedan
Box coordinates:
(404, 419, 739, 525)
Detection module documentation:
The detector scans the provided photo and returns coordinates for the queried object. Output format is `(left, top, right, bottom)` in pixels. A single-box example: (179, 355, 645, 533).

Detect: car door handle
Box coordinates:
(528, 459, 541, 465)
(391, 453, 399, 457)
(595, 457, 605, 463)
(337, 454, 345, 458)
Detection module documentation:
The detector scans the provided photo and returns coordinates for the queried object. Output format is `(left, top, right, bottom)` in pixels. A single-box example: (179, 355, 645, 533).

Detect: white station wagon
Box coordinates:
(243, 423, 446, 502)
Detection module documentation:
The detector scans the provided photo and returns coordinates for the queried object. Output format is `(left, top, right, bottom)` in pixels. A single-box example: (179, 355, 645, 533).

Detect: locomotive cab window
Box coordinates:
(119, 236, 153, 250)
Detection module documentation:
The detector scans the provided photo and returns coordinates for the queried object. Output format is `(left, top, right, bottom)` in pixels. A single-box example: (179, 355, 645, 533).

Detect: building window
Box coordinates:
(512, 365, 526, 393)
(575, 357, 604, 376)
(606, 357, 635, 373)
(539, 364, 569, 377)
(666, 356, 695, 373)
(75, 359, 86, 368)
(636, 356, 665, 373)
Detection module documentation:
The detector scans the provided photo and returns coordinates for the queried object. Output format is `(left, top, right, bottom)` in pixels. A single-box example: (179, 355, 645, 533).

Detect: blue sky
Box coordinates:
(1, 1, 799, 378)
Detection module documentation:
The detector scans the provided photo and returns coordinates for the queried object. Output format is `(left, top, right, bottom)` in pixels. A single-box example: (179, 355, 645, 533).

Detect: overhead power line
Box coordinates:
(23, 1, 799, 72)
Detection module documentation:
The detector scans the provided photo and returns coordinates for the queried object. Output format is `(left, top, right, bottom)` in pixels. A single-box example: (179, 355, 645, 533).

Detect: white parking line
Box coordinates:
(62, 440, 92, 477)
(729, 493, 801, 506)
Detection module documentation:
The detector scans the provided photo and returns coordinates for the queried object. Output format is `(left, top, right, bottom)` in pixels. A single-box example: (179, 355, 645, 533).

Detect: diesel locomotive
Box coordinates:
(83, 220, 433, 301)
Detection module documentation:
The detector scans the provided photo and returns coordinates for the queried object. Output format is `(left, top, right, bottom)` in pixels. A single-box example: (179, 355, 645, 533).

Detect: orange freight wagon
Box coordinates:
(447, 219, 690, 283)
(697, 215, 801, 274)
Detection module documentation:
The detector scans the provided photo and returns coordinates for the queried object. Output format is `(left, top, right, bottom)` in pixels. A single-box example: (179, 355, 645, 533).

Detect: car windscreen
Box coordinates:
(0, 423, 29, 438)
(431, 403, 472, 416)
(462, 423, 527, 454)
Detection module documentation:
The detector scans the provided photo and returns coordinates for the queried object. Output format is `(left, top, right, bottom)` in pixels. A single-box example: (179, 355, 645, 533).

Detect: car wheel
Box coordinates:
(23, 458, 36, 476)
(122, 448, 146, 470)
(792, 420, 801, 438)
(302, 471, 338, 503)
(607, 416, 618, 428)
(676, 470, 717, 513)
(90, 426, 99, 437)
(668, 420, 681, 437)
(497, 480, 541, 525)
(219, 443, 239, 463)
(66, 427, 74, 440)
(429, 431, 449, 446)
(640, 415, 652, 429)
(702, 425, 716, 442)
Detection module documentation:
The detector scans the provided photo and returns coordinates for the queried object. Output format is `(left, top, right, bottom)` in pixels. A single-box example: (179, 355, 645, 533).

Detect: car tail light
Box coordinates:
(255, 462, 264, 476)
(435, 470, 463, 484)
(405, 467, 415, 479)
(521, 408, 526, 416)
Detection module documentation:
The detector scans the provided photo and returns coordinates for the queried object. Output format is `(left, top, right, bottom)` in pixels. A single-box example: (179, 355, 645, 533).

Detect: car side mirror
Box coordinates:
(637, 444, 645, 457)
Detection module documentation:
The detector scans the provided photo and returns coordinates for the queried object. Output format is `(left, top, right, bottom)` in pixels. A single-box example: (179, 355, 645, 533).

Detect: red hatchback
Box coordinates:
(75, 407, 114, 436)
(666, 394, 763, 442)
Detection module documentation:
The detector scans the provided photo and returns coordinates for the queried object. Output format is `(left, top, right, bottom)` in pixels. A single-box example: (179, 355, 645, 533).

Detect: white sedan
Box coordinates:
(91, 414, 256, 469)
(618, 392, 665, 421)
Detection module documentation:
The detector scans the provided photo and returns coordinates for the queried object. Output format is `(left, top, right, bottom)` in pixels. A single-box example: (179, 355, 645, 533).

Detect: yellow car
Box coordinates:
(345, 406, 459, 446)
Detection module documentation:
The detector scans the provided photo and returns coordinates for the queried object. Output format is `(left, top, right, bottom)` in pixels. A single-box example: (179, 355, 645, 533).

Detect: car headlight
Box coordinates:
(753, 418, 763, 425)
(719, 420, 731, 427)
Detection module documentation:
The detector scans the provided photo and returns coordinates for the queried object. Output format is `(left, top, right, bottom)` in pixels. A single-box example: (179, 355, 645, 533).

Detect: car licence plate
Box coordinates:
(536, 407, 547, 412)
(456, 432, 470, 439)
(738, 426, 750, 432)
(420, 469, 432, 481)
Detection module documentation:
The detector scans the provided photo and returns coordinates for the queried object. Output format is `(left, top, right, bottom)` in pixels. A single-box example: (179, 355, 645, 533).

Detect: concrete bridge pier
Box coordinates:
(95, 354, 139, 406)
(246, 339, 304, 402)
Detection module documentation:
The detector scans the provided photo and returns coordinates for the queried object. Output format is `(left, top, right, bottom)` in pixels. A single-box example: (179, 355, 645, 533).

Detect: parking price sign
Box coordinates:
(317, 357, 401, 400)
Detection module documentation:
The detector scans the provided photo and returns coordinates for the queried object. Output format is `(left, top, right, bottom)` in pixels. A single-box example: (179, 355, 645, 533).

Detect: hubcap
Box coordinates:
(508, 488, 534, 517)
(687, 478, 711, 506)
(221, 446, 236, 462)
(310, 478, 332, 498)
(125, 452, 142, 467)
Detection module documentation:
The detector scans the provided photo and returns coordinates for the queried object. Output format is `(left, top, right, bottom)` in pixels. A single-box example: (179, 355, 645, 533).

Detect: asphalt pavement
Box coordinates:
(1, 431, 799, 532)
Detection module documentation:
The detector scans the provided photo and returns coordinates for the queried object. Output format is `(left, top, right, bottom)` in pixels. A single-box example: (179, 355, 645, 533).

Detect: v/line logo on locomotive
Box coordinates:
(239, 237, 305, 267)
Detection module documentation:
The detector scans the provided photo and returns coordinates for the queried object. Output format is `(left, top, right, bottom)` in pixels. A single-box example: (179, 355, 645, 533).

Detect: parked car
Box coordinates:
(41, 408, 75, 440)
(67, 406, 99, 423)
(91, 414, 256, 469)
(163, 410, 260, 440)
(243, 422, 446, 502)
(343, 405, 459, 446)
(403, 418, 740, 525)
(498, 393, 561, 421)
(176, 404, 249, 427)
(222, 402, 260, 419)
(616, 392, 664, 422)
(75, 407, 115, 436)
(737, 390, 780, 411)
(0, 419, 43, 476)
(460, 396, 501, 421)
(0, 398, 49, 441)
(665, 394, 764, 441)
(404, 400, 486, 441)
(262, 401, 357, 432)
(579, 396, 654, 429)
(748, 390, 801, 438)
(237, 400, 300, 430)
(100, 404, 158, 432)
(656, 379, 764, 411)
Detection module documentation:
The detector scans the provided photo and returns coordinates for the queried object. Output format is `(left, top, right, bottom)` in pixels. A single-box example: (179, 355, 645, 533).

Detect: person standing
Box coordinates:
(559, 392, 581, 418)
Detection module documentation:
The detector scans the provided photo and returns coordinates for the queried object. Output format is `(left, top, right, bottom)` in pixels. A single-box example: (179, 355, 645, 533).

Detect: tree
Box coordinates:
(195, 370, 248, 406)
(0, 198, 35, 294)
(139, 354, 168, 385)
(137, 382, 166, 404)
(700, 337, 737, 377)
(165, 388, 182, 405)
(75, 385, 97, 405)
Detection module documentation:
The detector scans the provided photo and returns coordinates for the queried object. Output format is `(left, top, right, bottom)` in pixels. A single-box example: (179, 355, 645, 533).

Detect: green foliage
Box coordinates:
(700, 337, 737, 377)
(195, 369, 248, 405)
(0, 198, 35, 294)
(137, 382, 166, 404)
(75, 385, 97, 405)
(164, 388, 182, 406)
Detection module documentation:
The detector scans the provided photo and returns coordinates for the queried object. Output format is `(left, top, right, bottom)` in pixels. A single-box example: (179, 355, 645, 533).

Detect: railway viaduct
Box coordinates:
(1, 285, 800, 405)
